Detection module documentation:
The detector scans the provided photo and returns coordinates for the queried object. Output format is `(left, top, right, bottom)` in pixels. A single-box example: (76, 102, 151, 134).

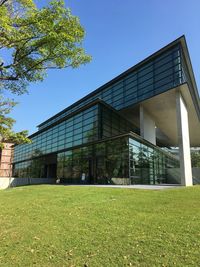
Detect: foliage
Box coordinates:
(0, 185, 200, 266)
(0, 0, 91, 146)
(191, 150, 200, 167)
(0, 0, 91, 94)
(0, 95, 30, 147)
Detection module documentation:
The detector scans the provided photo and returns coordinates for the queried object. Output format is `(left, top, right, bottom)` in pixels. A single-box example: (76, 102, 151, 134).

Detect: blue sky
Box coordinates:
(10, 0, 200, 134)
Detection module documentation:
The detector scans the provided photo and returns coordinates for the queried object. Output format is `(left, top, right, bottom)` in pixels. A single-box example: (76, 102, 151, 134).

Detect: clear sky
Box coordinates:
(10, 0, 200, 134)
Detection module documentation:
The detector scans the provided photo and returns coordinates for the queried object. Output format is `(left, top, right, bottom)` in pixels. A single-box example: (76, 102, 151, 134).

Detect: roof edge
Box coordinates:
(180, 36, 200, 120)
(38, 35, 187, 127)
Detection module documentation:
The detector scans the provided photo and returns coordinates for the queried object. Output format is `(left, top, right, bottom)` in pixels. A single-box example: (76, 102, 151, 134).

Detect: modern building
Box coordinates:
(13, 36, 200, 186)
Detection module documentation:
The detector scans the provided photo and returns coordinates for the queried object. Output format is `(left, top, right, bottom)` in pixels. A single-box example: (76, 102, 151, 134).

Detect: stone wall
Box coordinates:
(0, 142, 14, 177)
(0, 177, 56, 189)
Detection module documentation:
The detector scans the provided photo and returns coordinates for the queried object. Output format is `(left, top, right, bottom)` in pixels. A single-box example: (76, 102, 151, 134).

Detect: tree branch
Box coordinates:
(0, 76, 19, 81)
(36, 64, 72, 70)
(0, 0, 9, 7)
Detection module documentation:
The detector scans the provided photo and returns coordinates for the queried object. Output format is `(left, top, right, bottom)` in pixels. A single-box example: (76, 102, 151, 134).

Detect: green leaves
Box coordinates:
(0, 95, 31, 147)
(0, 0, 91, 93)
(0, 0, 91, 146)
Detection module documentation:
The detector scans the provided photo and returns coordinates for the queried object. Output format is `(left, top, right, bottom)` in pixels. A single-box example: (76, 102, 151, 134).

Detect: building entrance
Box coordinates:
(44, 154, 57, 178)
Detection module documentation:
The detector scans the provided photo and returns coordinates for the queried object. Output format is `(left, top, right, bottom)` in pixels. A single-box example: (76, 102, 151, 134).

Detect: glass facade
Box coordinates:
(38, 43, 187, 130)
(13, 134, 180, 185)
(56, 137, 129, 184)
(100, 104, 139, 138)
(13, 41, 185, 184)
(13, 102, 137, 163)
(14, 104, 99, 162)
(129, 138, 180, 185)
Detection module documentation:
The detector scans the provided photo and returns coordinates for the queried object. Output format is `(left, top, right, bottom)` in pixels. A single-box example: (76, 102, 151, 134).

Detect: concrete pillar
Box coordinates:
(140, 105, 156, 145)
(176, 91, 193, 186)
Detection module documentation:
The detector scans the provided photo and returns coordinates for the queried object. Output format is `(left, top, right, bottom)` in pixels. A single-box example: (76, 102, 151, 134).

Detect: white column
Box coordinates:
(176, 91, 193, 186)
(140, 105, 156, 145)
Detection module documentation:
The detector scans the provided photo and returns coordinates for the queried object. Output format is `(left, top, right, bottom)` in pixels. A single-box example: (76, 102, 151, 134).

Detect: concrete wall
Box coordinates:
(0, 177, 56, 190)
(111, 177, 130, 185)
(140, 106, 156, 145)
(176, 92, 193, 186)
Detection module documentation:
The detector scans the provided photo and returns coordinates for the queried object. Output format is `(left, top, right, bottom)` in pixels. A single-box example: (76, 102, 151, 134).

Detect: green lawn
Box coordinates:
(0, 185, 200, 267)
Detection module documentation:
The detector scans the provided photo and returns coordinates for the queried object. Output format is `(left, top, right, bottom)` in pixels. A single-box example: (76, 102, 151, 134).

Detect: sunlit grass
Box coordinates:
(0, 185, 200, 266)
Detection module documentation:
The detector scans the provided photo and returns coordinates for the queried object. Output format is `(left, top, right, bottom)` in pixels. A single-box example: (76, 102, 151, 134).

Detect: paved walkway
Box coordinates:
(62, 184, 181, 190)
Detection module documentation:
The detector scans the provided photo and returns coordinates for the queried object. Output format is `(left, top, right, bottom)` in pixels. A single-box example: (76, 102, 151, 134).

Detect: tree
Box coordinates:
(0, 94, 30, 148)
(0, 0, 91, 145)
(191, 151, 200, 168)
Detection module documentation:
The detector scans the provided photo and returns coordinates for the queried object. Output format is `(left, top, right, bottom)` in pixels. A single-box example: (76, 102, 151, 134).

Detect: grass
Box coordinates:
(0, 185, 200, 267)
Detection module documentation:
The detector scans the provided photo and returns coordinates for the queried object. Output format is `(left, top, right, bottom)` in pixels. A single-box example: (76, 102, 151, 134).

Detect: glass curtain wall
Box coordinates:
(54, 135, 180, 185)
(39, 44, 186, 130)
(14, 134, 180, 184)
(56, 137, 130, 185)
(100, 104, 139, 138)
(13, 104, 99, 163)
(13, 101, 137, 165)
(14, 158, 45, 178)
(129, 137, 180, 184)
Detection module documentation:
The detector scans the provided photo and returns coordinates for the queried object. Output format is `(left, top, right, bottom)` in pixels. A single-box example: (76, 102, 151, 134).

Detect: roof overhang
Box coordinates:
(179, 36, 200, 120)
(120, 83, 200, 147)
(38, 35, 200, 129)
